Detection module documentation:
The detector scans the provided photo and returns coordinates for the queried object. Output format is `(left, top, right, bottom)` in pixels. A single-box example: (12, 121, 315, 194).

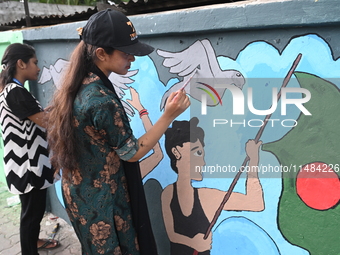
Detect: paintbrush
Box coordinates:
(172, 69, 197, 102)
(180, 69, 197, 91)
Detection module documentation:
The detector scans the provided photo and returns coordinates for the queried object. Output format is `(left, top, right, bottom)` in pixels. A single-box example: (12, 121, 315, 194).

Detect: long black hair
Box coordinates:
(0, 43, 36, 91)
(47, 41, 114, 175)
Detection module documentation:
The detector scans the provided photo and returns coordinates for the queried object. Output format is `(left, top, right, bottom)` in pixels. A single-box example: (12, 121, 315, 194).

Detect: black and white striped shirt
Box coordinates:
(0, 82, 56, 194)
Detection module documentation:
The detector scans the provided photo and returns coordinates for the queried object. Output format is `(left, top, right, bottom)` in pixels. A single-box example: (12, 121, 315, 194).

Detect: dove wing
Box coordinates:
(157, 40, 218, 110)
(108, 70, 139, 118)
(54, 59, 69, 73)
(108, 70, 138, 98)
(38, 67, 52, 84)
(157, 40, 211, 77)
(200, 39, 222, 77)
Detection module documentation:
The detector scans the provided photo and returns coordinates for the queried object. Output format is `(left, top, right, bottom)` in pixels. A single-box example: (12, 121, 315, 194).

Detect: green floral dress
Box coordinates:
(62, 73, 140, 255)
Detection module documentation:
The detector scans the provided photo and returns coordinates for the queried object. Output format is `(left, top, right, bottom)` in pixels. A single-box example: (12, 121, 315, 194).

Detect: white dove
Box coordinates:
(38, 59, 69, 89)
(157, 39, 245, 110)
(38, 58, 138, 118)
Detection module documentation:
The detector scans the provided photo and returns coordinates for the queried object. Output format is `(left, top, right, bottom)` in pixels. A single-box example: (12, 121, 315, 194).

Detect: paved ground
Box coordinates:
(0, 182, 81, 255)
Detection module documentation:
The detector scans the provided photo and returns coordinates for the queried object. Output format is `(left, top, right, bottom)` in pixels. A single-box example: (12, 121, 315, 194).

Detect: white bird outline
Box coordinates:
(38, 58, 138, 118)
(157, 39, 245, 110)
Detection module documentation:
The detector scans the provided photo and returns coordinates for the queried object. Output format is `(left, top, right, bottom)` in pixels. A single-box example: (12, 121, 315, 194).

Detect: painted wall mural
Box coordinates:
(39, 33, 340, 255)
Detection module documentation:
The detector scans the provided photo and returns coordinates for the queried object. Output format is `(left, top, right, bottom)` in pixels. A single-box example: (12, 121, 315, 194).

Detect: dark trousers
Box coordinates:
(19, 188, 47, 255)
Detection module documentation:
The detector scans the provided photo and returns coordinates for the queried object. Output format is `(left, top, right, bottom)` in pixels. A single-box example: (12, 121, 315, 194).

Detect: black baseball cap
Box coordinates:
(82, 9, 154, 56)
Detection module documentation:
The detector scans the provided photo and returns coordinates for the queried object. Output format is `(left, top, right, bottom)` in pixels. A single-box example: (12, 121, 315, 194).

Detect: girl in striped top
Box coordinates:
(0, 43, 60, 254)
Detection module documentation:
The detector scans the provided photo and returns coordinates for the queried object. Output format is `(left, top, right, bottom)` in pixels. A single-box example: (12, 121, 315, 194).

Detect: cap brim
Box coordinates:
(115, 41, 154, 56)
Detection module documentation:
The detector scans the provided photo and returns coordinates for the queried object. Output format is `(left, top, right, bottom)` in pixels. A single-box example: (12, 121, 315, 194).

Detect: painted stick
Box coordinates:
(192, 53, 302, 255)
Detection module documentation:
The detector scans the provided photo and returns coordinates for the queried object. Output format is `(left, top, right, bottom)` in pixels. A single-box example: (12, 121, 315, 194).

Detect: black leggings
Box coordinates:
(19, 188, 47, 255)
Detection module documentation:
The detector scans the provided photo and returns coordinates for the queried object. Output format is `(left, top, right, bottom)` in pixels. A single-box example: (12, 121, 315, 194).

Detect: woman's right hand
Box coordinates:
(163, 90, 190, 120)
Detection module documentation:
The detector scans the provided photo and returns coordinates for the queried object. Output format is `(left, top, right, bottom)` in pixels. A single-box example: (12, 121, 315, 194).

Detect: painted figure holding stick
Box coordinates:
(162, 117, 264, 255)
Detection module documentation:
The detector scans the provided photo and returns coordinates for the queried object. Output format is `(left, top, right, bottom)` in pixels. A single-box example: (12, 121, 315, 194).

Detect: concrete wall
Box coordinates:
(1, 0, 340, 254)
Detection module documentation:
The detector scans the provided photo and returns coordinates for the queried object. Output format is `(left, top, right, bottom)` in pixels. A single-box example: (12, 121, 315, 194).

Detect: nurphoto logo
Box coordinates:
(194, 78, 312, 128)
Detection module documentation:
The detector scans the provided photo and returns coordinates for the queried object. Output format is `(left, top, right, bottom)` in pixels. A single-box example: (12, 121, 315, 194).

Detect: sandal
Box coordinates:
(37, 239, 60, 249)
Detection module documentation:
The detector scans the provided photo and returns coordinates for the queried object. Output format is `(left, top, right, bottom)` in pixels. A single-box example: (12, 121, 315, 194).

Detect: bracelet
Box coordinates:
(139, 109, 148, 118)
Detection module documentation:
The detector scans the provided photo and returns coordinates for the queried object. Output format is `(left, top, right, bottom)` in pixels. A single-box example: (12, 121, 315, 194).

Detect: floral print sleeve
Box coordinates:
(89, 88, 139, 161)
